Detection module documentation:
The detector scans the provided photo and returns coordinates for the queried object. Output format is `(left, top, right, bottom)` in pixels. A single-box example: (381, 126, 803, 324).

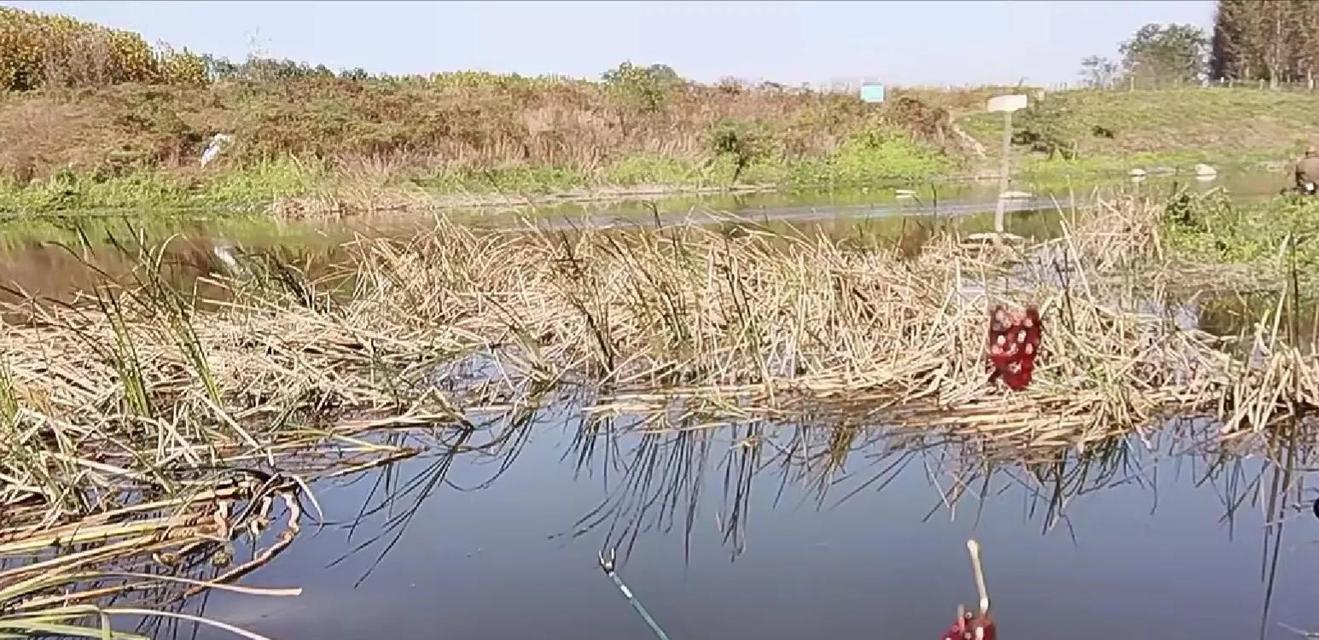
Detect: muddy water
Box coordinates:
(180, 425, 1319, 640)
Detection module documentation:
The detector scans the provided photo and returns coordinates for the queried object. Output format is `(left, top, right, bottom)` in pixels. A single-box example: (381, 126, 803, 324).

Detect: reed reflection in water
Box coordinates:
(168, 399, 1319, 640)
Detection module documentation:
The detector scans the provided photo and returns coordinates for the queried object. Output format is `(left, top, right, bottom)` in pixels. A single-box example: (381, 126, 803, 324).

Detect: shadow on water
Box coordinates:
(153, 389, 1319, 640)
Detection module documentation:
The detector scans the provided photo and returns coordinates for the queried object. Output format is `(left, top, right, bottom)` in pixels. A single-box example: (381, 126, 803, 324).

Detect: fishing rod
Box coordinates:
(597, 548, 673, 640)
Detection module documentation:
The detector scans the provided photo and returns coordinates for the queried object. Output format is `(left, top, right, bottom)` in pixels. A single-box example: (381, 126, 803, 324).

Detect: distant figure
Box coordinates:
(1295, 147, 1319, 194)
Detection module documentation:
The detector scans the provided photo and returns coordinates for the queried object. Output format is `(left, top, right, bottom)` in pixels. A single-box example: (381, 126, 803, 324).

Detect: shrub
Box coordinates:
(158, 47, 208, 86)
(602, 61, 681, 114)
(1013, 96, 1083, 159)
(708, 120, 769, 183)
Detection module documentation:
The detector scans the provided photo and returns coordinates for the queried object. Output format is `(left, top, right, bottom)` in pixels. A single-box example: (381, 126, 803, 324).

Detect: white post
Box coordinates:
(985, 94, 1028, 238)
(994, 109, 1012, 234)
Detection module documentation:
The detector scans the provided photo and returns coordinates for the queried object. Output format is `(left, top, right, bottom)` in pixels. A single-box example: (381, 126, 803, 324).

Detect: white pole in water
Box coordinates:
(994, 110, 1012, 235)
(986, 94, 1029, 237)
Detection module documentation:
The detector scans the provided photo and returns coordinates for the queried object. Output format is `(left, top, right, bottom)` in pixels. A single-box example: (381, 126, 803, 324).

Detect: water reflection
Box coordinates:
(166, 398, 1319, 640)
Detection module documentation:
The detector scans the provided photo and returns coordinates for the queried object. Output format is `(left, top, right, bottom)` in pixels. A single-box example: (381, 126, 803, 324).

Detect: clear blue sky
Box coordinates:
(5, 1, 1216, 87)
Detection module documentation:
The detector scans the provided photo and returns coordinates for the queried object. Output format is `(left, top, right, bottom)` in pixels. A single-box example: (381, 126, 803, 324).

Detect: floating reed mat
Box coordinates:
(2, 199, 1318, 519)
(341, 206, 1318, 450)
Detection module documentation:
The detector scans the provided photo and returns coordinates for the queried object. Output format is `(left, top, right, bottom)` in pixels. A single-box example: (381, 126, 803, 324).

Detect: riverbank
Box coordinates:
(0, 146, 1295, 221)
(0, 64, 1313, 219)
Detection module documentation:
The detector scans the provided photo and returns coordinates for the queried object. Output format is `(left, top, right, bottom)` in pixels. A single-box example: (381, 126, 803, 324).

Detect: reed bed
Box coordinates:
(335, 198, 1317, 449)
(1, 195, 1317, 633)
(5, 197, 1316, 507)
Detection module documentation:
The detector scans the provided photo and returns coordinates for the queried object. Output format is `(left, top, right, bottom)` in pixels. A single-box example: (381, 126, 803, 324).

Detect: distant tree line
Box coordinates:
(1211, 0, 1319, 88)
(1078, 0, 1319, 90)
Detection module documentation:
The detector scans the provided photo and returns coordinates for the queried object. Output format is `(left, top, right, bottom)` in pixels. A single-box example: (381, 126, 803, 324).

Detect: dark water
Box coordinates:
(177, 421, 1319, 640)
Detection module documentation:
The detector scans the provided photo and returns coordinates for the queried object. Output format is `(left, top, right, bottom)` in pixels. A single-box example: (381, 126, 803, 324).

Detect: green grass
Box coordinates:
(960, 88, 1319, 155)
(1162, 187, 1319, 283)
(0, 128, 955, 215)
(601, 154, 711, 186)
(1016, 149, 1288, 182)
(0, 158, 328, 215)
(957, 87, 1319, 182)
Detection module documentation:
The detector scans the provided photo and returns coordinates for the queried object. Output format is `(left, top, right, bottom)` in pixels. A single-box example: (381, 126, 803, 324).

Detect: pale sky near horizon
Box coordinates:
(5, 1, 1216, 87)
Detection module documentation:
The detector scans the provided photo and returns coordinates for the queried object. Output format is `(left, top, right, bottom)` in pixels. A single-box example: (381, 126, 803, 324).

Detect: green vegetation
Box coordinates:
(1162, 187, 1319, 284)
(957, 87, 1318, 181)
(1211, 0, 1319, 87)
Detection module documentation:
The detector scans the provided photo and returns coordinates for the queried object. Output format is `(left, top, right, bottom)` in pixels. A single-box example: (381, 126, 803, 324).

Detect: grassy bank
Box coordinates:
(960, 88, 1319, 180)
(1, 7, 1317, 218)
(0, 71, 962, 217)
(0, 137, 952, 218)
(4, 84, 1316, 217)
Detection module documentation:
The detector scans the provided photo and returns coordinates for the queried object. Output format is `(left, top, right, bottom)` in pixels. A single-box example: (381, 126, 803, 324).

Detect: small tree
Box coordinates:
(1013, 97, 1082, 160)
(708, 120, 766, 184)
(601, 61, 681, 113)
(1078, 55, 1119, 89)
(1119, 23, 1209, 87)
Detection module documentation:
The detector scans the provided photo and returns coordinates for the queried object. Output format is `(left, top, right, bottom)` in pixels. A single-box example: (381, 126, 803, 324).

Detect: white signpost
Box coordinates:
(987, 94, 1029, 236)
(986, 94, 1028, 113)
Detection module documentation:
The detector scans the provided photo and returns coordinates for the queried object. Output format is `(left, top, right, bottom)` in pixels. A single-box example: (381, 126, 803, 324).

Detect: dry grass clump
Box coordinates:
(335, 202, 1316, 450)
(0, 231, 548, 636)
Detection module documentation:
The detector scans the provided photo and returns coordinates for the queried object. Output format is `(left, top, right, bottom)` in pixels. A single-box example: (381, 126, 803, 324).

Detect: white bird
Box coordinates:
(201, 133, 235, 168)
(211, 240, 246, 277)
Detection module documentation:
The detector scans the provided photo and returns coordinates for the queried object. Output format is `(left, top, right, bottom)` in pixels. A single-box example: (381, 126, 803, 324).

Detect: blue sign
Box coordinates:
(860, 83, 885, 103)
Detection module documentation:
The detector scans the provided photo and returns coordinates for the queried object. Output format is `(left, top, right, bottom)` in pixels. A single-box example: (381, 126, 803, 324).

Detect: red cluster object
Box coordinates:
(941, 609, 997, 640)
(987, 305, 1043, 391)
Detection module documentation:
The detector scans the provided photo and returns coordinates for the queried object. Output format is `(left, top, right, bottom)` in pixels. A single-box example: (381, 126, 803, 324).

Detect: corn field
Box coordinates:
(0, 6, 206, 91)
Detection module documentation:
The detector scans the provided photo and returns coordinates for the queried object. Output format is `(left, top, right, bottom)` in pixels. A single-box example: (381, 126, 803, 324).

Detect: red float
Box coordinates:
(987, 305, 1042, 390)
(940, 608, 996, 640)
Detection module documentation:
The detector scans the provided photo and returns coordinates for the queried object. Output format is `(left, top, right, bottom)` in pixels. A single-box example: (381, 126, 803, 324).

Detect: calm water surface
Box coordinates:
(177, 423, 1319, 640)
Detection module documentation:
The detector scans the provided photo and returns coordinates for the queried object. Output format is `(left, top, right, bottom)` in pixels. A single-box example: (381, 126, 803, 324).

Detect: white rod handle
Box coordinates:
(967, 539, 990, 615)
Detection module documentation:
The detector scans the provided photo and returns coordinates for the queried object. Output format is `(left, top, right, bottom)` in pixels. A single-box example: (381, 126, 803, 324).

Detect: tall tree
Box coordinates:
(1210, 0, 1319, 86)
(1119, 23, 1209, 87)
(1210, 0, 1248, 80)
